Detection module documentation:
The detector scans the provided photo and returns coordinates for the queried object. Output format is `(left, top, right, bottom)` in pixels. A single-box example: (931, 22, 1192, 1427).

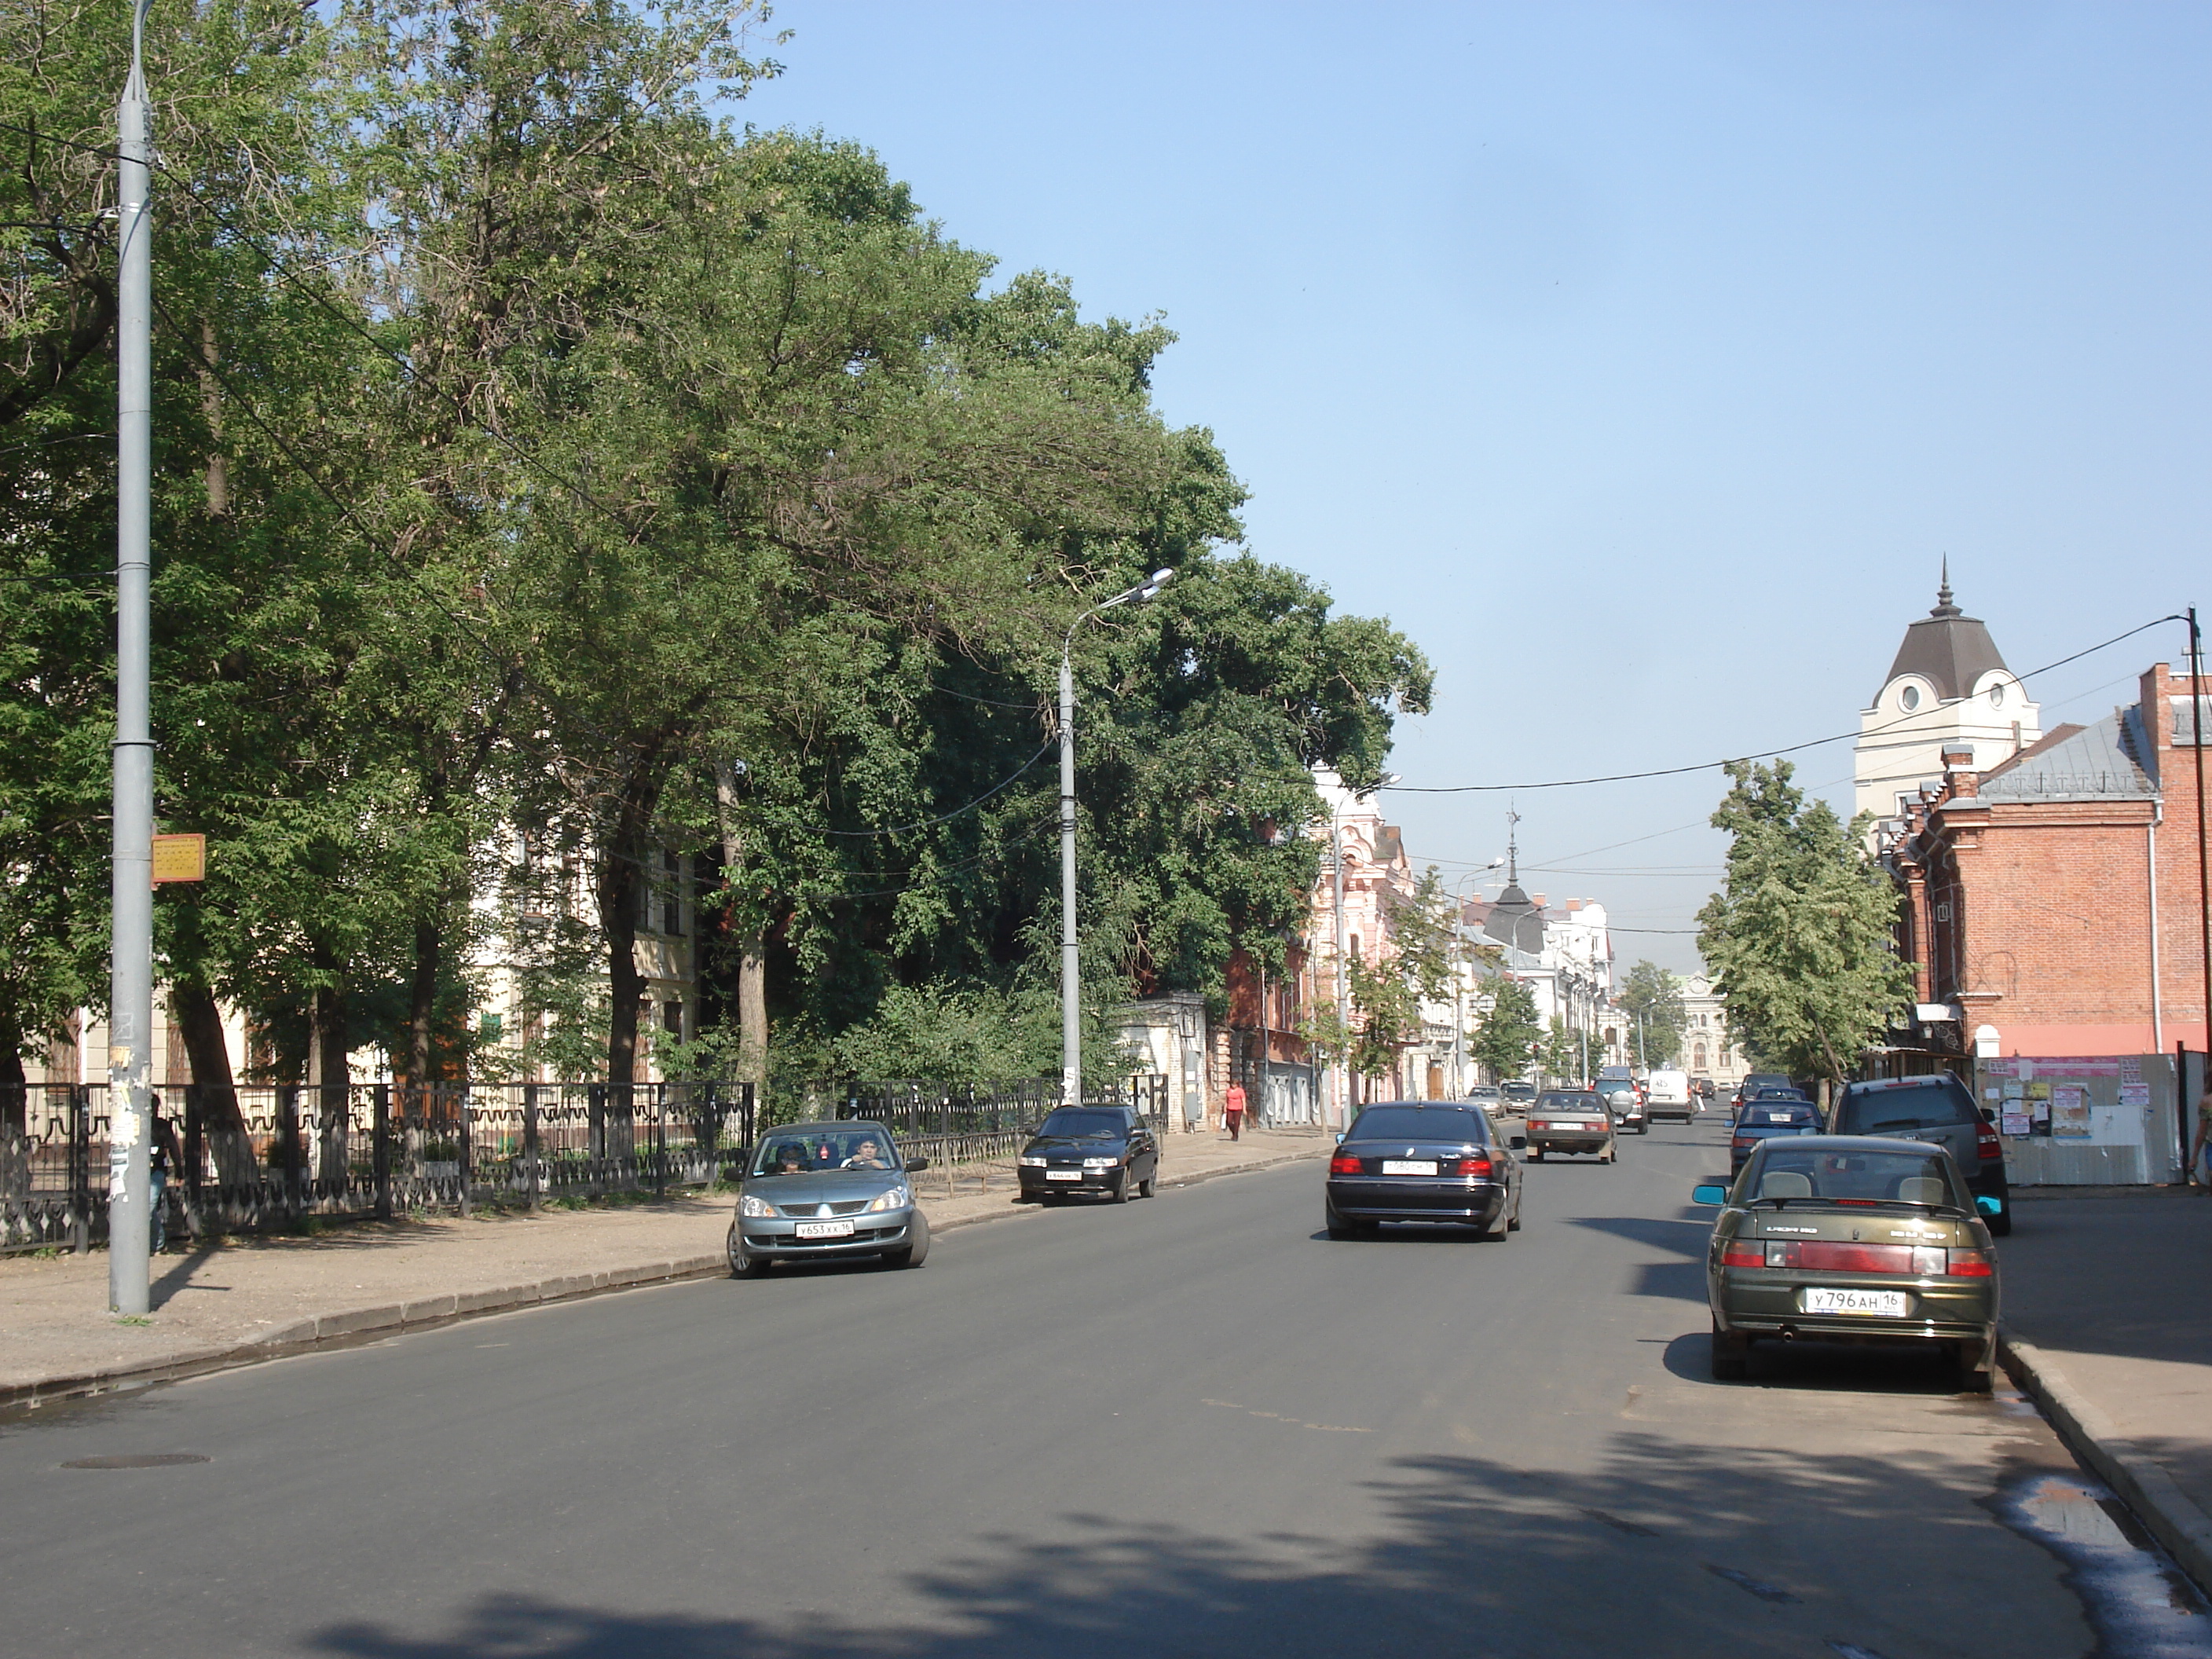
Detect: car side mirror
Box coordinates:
(905, 1156, 931, 1173)
(1978, 1108, 1996, 1124)
(1334, 1133, 1345, 1144)
(1690, 1182, 1729, 1206)
(1976, 1195, 2002, 1216)
(1508, 1135, 1527, 1151)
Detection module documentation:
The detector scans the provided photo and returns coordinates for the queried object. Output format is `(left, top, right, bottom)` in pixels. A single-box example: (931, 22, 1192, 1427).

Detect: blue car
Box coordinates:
(1729, 1098, 1822, 1174)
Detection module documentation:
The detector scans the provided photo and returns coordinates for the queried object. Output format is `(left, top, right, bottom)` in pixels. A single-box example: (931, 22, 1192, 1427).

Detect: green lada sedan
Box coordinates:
(1691, 1135, 2000, 1391)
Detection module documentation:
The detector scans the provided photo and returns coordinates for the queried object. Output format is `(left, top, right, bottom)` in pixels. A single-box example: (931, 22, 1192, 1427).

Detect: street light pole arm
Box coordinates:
(1057, 570, 1174, 1107)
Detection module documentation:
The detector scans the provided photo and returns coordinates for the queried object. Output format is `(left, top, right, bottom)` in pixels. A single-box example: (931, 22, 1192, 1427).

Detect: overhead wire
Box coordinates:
(1383, 613, 2187, 794)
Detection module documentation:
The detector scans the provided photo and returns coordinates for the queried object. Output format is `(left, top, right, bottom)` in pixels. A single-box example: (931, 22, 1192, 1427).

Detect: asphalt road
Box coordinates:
(0, 1114, 2139, 1657)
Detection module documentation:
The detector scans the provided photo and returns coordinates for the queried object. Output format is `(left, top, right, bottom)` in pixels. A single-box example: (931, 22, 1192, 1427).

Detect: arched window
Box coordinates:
(1694, 1043, 1707, 1068)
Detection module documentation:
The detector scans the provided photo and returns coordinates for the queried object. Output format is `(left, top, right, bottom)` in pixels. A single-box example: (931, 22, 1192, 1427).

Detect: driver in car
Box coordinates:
(842, 1138, 888, 1170)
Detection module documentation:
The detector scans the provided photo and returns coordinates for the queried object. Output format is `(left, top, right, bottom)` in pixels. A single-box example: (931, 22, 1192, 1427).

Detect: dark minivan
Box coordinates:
(1326, 1102, 1523, 1241)
(1829, 1075, 2010, 1236)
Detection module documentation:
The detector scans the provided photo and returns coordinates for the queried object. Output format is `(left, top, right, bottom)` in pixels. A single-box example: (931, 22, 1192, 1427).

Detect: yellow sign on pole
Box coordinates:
(150, 833, 206, 884)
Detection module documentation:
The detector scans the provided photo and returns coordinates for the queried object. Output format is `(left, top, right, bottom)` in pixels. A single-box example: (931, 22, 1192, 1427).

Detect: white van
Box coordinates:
(1644, 1068, 1694, 1121)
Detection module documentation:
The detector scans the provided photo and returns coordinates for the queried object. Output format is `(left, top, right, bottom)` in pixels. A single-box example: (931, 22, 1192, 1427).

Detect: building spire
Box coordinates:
(1506, 806, 1520, 885)
(1932, 557, 1960, 618)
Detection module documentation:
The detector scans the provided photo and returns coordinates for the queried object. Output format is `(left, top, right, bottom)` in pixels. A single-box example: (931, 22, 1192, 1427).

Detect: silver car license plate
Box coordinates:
(1045, 1170, 1082, 1181)
(1802, 1287, 1906, 1317)
(794, 1220, 855, 1240)
(1381, 1159, 1437, 1175)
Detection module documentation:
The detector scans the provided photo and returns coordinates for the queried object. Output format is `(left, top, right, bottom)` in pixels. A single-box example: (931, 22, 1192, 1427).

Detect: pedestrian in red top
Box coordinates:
(1224, 1082, 1247, 1141)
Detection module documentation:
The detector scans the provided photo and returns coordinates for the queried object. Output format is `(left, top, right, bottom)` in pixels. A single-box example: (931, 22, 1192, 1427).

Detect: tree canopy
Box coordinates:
(0, 0, 1430, 1090)
(1695, 761, 1912, 1086)
(1616, 961, 1686, 1068)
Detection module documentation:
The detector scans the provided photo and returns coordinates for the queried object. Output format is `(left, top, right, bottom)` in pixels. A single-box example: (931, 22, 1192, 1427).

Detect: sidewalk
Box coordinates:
(1998, 1187, 2212, 1593)
(0, 1127, 1327, 1408)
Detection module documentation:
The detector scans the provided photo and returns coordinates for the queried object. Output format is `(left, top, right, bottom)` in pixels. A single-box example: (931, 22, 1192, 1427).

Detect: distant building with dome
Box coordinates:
(1854, 568, 2040, 824)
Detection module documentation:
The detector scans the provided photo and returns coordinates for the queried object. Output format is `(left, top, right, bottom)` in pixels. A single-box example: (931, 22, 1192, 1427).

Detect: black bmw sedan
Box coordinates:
(1016, 1104, 1160, 1203)
(1325, 1101, 1524, 1241)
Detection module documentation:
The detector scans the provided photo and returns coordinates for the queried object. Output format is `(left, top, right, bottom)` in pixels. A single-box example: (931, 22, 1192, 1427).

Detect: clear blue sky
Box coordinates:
(731, 1, 2211, 974)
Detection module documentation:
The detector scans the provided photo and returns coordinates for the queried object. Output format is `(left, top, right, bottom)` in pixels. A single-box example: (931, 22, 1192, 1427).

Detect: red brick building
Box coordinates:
(1883, 661, 2208, 1060)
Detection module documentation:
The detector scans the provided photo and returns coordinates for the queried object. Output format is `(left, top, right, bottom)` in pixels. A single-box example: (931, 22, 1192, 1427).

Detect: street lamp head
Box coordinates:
(1137, 568, 1174, 601)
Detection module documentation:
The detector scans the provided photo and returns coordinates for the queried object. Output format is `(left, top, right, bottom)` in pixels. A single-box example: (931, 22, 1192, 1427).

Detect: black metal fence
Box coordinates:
(0, 1081, 754, 1254)
(1, 1072, 1171, 1253)
(824, 1075, 1170, 1169)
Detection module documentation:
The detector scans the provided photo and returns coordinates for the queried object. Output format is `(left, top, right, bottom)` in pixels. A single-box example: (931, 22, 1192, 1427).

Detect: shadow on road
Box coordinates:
(1657, 1330, 1983, 1396)
(299, 1431, 2078, 1659)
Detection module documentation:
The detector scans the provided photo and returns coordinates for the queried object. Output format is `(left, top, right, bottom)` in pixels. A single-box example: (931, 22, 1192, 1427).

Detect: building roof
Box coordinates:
(1481, 884, 1545, 954)
(1975, 712, 2154, 803)
(1879, 573, 2009, 703)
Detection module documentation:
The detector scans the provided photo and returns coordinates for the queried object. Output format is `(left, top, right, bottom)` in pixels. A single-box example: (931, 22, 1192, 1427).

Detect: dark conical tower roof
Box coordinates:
(1878, 562, 2009, 703)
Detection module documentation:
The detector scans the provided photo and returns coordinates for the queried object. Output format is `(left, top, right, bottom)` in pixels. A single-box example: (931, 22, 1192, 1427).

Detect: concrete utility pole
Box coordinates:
(1332, 811, 1350, 1127)
(2190, 608, 2209, 1079)
(1058, 570, 1173, 1106)
(108, 0, 156, 1316)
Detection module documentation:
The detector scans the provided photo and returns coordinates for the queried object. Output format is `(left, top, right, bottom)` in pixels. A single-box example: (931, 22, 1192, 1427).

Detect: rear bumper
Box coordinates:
(1327, 1177, 1505, 1224)
(1713, 1267, 1997, 1342)
(1527, 1131, 1611, 1152)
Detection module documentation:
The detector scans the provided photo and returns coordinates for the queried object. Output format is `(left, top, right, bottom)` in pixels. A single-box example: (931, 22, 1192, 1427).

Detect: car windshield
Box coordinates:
(1749, 1147, 1965, 1207)
(1500, 1082, 1536, 1098)
(1536, 1093, 1602, 1110)
(1595, 1080, 1633, 1095)
(1742, 1075, 1791, 1093)
(752, 1130, 900, 1176)
(1834, 1080, 1976, 1134)
(1033, 1109, 1127, 1140)
(1743, 1104, 1819, 1126)
(1350, 1106, 1489, 1143)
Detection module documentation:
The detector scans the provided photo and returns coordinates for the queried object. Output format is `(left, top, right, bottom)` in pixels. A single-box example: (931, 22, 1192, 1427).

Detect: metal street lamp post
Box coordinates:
(108, 0, 156, 1316)
(1059, 569, 1174, 1105)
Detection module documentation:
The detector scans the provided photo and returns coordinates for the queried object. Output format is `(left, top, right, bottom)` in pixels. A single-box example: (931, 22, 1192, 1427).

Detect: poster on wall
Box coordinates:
(2050, 1085, 2091, 1139)
(2000, 1110, 2032, 1137)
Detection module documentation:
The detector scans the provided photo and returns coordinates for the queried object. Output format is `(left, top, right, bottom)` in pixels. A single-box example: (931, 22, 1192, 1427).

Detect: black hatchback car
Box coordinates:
(1016, 1105, 1160, 1203)
(1326, 1102, 1524, 1240)
(1829, 1075, 2011, 1236)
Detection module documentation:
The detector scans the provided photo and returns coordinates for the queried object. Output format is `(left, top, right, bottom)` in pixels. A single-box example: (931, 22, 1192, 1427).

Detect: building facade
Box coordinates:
(1855, 573, 2042, 825)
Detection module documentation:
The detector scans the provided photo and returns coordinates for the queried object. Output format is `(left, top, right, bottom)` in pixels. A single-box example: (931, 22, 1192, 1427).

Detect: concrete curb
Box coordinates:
(1, 1147, 1325, 1412)
(0, 1252, 727, 1412)
(2000, 1328, 2212, 1597)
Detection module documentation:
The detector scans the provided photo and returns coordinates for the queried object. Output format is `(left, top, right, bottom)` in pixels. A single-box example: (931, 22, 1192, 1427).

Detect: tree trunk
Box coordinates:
(408, 914, 440, 1086)
(171, 983, 256, 1186)
(712, 760, 769, 1098)
(600, 815, 648, 1086)
(306, 981, 352, 1187)
(0, 1038, 25, 1135)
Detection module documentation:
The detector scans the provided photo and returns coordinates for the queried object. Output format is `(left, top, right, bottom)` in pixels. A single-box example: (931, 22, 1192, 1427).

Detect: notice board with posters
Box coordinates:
(1972, 1055, 2179, 1185)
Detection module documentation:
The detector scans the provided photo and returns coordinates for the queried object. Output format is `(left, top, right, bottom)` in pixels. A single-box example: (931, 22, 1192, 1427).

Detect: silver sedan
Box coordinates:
(727, 1122, 932, 1276)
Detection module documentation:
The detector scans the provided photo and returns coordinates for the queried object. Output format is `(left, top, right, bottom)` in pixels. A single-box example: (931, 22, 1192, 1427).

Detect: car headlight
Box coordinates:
(1082, 1156, 1116, 1170)
(1018, 1155, 1047, 1167)
(738, 1192, 777, 1218)
(865, 1184, 913, 1212)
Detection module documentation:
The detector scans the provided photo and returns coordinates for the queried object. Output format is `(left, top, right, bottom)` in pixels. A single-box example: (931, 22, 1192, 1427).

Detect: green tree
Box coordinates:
(1540, 1016, 1582, 1086)
(1470, 979, 1541, 1080)
(1617, 960, 1686, 1068)
(1696, 760, 1912, 1086)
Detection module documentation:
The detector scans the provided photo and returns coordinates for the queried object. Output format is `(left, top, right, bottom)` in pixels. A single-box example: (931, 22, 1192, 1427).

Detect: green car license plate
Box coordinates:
(1802, 1287, 1907, 1317)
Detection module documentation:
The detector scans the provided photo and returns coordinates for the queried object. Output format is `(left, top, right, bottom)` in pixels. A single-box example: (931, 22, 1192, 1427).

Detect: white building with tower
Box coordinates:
(1855, 569, 2041, 824)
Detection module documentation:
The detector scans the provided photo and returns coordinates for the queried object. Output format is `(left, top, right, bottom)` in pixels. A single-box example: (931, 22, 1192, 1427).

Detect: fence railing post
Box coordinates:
(457, 1087, 472, 1218)
(69, 1084, 90, 1254)
(372, 1083, 391, 1220)
(524, 1083, 540, 1214)
(651, 1084, 665, 1200)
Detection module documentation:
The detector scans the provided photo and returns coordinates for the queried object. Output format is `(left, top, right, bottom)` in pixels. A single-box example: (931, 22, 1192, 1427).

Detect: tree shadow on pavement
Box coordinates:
(302, 1430, 2087, 1659)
